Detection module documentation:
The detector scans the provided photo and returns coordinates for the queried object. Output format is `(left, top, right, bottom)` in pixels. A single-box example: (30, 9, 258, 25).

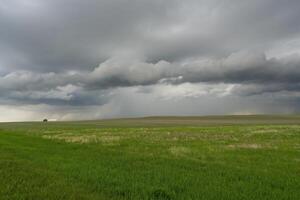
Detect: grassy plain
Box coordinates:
(0, 115, 300, 199)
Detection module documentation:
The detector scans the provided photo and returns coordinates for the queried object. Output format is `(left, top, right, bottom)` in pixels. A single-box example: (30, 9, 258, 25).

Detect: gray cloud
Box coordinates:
(1, 51, 300, 106)
(1, 0, 300, 71)
(1, 0, 300, 120)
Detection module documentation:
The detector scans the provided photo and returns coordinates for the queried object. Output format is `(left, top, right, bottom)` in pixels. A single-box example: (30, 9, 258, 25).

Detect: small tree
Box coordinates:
(43, 119, 48, 122)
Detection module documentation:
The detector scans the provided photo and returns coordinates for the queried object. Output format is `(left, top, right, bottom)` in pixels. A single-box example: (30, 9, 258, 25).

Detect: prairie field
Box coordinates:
(0, 115, 300, 200)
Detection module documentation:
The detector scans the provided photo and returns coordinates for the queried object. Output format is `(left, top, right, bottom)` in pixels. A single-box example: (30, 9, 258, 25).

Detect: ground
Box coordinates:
(0, 115, 300, 199)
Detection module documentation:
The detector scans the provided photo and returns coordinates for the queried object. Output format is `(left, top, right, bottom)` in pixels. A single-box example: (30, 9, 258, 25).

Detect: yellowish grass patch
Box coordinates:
(42, 134, 121, 144)
(252, 129, 279, 134)
(169, 146, 191, 156)
(227, 143, 276, 150)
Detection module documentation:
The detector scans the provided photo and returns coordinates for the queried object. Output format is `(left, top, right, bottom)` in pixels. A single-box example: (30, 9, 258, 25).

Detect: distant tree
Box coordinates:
(43, 119, 48, 122)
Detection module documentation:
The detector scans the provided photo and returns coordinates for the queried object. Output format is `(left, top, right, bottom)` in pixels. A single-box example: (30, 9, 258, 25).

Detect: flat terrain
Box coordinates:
(0, 115, 300, 199)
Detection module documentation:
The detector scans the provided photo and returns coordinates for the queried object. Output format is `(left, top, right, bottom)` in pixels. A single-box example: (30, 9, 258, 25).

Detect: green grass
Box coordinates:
(0, 116, 300, 199)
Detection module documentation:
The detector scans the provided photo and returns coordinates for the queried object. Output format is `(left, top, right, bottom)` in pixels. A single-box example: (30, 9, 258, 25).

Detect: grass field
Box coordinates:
(0, 115, 300, 199)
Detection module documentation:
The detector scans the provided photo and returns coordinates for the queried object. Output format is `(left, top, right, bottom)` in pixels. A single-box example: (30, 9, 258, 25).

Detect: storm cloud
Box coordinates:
(1, 0, 300, 121)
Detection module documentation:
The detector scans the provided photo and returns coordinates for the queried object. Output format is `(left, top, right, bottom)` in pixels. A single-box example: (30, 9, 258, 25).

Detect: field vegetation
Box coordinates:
(0, 115, 300, 199)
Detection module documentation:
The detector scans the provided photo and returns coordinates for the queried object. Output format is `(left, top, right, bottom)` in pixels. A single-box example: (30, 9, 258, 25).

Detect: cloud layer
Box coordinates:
(1, 0, 300, 121)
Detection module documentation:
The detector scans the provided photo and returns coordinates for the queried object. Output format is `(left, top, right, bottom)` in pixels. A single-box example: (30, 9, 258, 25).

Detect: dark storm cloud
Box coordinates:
(1, 0, 300, 117)
(0, 0, 181, 72)
(1, 0, 300, 72)
(181, 52, 300, 85)
(1, 51, 300, 106)
(84, 52, 300, 95)
(87, 52, 300, 91)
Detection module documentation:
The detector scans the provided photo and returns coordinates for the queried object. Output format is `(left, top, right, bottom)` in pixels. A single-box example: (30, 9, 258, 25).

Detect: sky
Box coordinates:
(1, 0, 300, 121)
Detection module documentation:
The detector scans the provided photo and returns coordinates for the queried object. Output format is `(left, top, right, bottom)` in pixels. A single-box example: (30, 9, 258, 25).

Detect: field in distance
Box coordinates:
(0, 115, 300, 199)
